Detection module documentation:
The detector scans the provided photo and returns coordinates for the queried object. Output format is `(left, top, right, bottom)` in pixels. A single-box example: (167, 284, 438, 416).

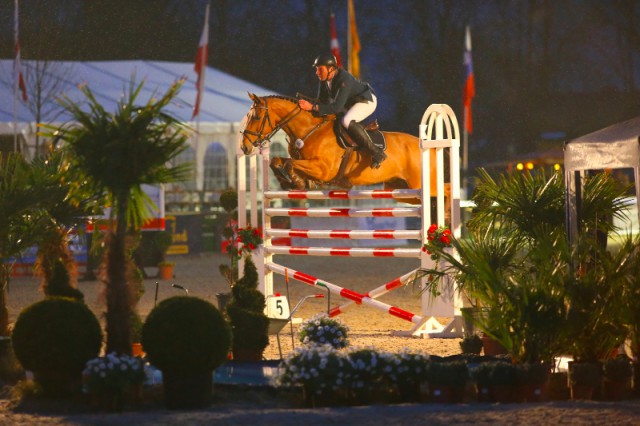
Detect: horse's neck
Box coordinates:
(271, 101, 329, 140)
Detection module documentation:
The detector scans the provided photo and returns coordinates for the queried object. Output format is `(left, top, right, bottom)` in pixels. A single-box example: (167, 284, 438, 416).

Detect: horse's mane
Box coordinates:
(263, 94, 299, 105)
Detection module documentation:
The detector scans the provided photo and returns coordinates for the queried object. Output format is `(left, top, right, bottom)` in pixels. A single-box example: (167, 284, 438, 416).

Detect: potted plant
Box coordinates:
(459, 334, 483, 355)
(141, 296, 231, 409)
(520, 362, 551, 402)
(298, 314, 349, 349)
(277, 344, 348, 408)
(217, 189, 239, 309)
(471, 361, 522, 403)
(345, 347, 388, 405)
(602, 355, 632, 401)
(12, 297, 103, 397)
(426, 360, 468, 403)
(154, 229, 174, 280)
(225, 257, 270, 361)
(568, 361, 602, 400)
(83, 352, 146, 411)
(381, 350, 430, 403)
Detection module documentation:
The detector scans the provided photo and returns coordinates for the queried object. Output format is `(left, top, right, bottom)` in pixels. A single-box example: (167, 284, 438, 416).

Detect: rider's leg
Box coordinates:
(342, 96, 386, 169)
(346, 120, 387, 169)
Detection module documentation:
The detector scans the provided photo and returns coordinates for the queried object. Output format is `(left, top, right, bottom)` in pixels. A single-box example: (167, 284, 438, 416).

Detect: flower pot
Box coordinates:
(481, 334, 508, 356)
(476, 384, 517, 403)
(547, 372, 570, 401)
(131, 342, 144, 357)
(232, 348, 264, 362)
(524, 381, 549, 402)
(162, 370, 213, 409)
(568, 361, 602, 401)
(428, 384, 465, 403)
(602, 378, 631, 401)
(158, 263, 175, 280)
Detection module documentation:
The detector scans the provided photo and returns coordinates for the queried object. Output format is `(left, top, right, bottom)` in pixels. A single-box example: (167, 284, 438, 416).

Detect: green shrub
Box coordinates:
(44, 260, 84, 301)
(12, 297, 102, 396)
(471, 361, 520, 386)
(226, 257, 269, 353)
(427, 360, 469, 386)
(142, 296, 231, 373)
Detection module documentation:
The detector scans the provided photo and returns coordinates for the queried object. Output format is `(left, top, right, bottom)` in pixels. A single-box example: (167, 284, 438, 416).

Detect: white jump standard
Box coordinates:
(237, 104, 463, 338)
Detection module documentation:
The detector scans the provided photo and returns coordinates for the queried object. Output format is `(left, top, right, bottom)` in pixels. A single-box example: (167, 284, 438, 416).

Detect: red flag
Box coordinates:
(463, 26, 475, 134)
(192, 2, 210, 119)
(14, 0, 27, 102)
(330, 13, 343, 67)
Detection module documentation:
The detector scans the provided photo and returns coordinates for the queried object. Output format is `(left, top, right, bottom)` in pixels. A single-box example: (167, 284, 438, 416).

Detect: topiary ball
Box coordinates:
(142, 296, 231, 374)
(12, 297, 102, 378)
(219, 190, 238, 213)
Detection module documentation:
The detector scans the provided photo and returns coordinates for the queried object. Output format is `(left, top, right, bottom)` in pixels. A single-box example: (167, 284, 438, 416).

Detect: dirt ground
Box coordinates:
(3, 253, 640, 425)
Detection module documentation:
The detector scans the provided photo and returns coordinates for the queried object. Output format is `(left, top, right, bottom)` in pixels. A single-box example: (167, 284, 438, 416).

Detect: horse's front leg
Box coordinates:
(289, 158, 337, 186)
(270, 157, 308, 190)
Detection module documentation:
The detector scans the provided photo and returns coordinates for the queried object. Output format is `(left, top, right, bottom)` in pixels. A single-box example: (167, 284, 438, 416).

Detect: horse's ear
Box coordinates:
(248, 92, 257, 102)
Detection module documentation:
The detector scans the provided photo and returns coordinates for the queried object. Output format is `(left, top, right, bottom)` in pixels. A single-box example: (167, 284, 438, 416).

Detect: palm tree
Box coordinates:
(47, 78, 191, 354)
(29, 151, 103, 298)
(421, 168, 631, 364)
(0, 153, 75, 336)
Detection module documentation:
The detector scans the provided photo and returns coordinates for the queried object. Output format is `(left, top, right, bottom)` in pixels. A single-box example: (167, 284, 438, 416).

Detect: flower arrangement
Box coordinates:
(422, 224, 452, 261)
(83, 352, 146, 395)
(237, 225, 263, 257)
(276, 344, 348, 397)
(298, 314, 349, 349)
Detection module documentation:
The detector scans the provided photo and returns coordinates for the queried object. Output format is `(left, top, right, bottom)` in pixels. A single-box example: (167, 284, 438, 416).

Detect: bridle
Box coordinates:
(240, 98, 330, 153)
(241, 100, 303, 151)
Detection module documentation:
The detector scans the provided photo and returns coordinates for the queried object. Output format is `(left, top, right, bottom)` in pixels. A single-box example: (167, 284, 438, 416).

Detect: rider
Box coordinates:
(298, 53, 387, 169)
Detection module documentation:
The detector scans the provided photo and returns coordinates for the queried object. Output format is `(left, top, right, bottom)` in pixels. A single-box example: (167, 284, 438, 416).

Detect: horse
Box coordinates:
(240, 93, 448, 205)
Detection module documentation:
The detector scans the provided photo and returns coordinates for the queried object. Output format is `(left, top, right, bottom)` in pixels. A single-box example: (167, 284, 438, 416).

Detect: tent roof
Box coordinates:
(564, 115, 640, 171)
(0, 59, 276, 125)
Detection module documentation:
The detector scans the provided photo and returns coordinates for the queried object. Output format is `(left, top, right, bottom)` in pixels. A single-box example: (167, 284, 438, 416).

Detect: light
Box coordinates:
(554, 163, 561, 171)
(516, 163, 524, 171)
(526, 162, 534, 170)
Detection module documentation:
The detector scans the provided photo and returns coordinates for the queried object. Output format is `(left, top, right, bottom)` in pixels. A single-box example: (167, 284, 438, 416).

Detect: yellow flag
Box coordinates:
(348, 0, 361, 79)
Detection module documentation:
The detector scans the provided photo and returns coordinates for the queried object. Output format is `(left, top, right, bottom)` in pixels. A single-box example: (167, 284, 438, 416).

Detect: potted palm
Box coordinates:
(602, 355, 632, 401)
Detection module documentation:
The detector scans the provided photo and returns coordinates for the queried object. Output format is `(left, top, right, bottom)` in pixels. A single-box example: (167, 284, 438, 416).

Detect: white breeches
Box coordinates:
(342, 94, 377, 127)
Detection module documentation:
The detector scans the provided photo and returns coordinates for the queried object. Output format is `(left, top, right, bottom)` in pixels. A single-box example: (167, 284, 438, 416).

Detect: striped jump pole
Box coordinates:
(267, 262, 429, 327)
(329, 268, 421, 317)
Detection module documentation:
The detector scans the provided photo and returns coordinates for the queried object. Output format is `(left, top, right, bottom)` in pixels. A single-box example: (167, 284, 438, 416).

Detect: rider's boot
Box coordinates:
(347, 120, 386, 169)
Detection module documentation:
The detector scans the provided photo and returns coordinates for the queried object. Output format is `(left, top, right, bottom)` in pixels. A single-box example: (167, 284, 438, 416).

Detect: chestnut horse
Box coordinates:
(240, 94, 446, 204)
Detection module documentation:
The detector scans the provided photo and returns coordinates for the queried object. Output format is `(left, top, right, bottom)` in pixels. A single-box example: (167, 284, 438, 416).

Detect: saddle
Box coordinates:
(334, 119, 387, 151)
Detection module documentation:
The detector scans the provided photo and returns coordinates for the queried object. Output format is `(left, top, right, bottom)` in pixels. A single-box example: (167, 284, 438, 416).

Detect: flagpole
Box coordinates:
(13, 0, 19, 153)
(194, 1, 210, 208)
(462, 122, 468, 199)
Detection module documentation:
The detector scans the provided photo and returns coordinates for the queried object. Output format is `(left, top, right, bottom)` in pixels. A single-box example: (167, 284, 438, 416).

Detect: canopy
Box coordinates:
(564, 116, 640, 242)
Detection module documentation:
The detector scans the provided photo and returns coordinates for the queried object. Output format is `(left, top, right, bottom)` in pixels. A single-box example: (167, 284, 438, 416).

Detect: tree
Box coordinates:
(48, 77, 191, 354)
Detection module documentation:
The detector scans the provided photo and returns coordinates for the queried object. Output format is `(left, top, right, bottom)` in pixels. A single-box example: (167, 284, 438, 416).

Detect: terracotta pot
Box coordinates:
(428, 385, 465, 403)
(524, 381, 549, 402)
(480, 334, 508, 356)
(602, 378, 631, 401)
(476, 384, 517, 403)
(547, 372, 570, 401)
(131, 343, 144, 357)
(570, 384, 596, 400)
(158, 263, 174, 280)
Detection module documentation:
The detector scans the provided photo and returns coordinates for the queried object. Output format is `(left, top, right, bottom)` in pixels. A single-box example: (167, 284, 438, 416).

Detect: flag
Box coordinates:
(14, 0, 27, 102)
(192, 2, 210, 119)
(330, 12, 343, 67)
(463, 26, 475, 134)
(348, 0, 361, 79)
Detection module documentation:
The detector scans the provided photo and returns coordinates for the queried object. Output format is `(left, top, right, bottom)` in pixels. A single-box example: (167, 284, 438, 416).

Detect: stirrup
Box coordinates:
(370, 152, 387, 169)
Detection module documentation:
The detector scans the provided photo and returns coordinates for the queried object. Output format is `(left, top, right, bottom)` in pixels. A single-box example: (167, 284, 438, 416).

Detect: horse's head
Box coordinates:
(239, 93, 272, 155)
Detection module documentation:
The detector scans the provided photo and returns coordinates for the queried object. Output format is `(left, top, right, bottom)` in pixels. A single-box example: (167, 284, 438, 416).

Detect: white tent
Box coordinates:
(0, 59, 285, 210)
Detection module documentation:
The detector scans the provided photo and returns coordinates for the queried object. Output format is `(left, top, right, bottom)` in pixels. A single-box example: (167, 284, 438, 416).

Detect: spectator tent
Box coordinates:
(0, 59, 285, 211)
(564, 115, 640, 242)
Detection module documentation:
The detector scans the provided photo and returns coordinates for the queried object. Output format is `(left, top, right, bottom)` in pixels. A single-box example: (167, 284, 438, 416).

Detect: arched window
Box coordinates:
(204, 142, 228, 191)
(171, 146, 196, 191)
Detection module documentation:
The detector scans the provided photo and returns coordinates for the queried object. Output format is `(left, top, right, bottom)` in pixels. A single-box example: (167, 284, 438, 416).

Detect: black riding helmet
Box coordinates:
(313, 54, 337, 69)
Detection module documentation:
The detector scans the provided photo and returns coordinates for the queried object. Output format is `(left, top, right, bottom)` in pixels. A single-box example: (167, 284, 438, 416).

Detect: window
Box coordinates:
(204, 142, 228, 191)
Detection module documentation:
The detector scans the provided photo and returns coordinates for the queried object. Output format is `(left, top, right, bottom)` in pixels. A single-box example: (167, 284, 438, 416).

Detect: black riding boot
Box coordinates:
(347, 120, 387, 169)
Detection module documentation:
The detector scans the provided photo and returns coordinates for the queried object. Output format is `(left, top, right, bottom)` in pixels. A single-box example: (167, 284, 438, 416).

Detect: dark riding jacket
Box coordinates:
(315, 68, 375, 117)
